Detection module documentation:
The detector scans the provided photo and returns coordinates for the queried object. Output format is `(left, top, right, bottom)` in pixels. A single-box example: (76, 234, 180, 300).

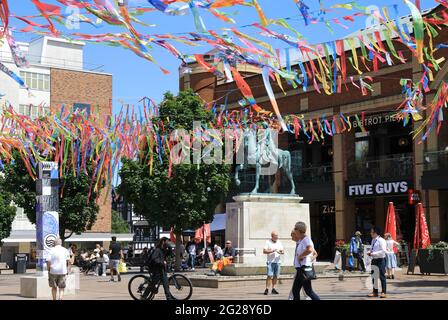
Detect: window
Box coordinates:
(19, 71, 50, 91)
(73, 103, 91, 117)
(18, 104, 49, 118)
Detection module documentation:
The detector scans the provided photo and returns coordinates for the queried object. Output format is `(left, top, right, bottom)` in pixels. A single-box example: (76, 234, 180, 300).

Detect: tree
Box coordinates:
(111, 209, 129, 233)
(119, 90, 231, 270)
(0, 177, 16, 245)
(1, 150, 101, 242)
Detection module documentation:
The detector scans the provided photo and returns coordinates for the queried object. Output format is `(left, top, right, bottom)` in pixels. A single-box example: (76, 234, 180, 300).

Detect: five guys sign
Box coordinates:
(347, 180, 412, 197)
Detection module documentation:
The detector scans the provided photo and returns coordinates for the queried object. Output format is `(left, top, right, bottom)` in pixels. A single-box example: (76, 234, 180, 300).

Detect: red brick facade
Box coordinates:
(50, 68, 112, 233)
(183, 5, 448, 244)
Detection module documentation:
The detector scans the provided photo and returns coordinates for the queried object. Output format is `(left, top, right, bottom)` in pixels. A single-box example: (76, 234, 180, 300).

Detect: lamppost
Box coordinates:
(35, 162, 59, 276)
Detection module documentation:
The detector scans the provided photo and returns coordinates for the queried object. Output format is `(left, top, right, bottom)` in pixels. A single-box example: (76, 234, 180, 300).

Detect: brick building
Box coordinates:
(0, 36, 130, 268)
(181, 5, 448, 259)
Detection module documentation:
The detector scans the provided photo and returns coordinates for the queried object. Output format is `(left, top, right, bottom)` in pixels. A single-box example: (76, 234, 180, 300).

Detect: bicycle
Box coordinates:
(128, 269, 193, 300)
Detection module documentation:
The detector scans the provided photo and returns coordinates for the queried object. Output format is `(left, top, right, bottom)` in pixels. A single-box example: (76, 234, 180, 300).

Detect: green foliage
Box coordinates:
(0, 187, 16, 244)
(1, 150, 100, 241)
(111, 210, 129, 234)
(118, 90, 231, 234)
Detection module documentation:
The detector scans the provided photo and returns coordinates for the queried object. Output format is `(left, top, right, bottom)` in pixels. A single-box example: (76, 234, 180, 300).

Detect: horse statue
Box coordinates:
(234, 125, 296, 194)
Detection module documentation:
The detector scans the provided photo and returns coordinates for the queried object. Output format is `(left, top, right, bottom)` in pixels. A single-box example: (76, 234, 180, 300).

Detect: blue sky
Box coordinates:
(8, 0, 440, 115)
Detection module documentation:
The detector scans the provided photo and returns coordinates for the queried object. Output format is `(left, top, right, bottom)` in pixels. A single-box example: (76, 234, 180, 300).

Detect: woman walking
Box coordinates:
(292, 221, 320, 300)
(384, 233, 399, 279)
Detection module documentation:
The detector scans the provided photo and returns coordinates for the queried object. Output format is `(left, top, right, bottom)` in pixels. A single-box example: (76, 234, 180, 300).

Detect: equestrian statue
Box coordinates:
(234, 123, 296, 194)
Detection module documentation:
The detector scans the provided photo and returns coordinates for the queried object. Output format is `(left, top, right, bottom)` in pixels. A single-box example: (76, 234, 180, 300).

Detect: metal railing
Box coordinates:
(292, 164, 333, 183)
(424, 150, 448, 171)
(348, 153, 414, 181)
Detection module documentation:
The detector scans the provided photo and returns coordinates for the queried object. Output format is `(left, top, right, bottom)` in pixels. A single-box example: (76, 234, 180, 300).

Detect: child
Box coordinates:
(384, 233, 399, 279)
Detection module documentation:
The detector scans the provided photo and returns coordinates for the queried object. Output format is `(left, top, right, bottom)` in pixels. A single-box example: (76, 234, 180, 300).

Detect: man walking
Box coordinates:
(349, 231, 366, 272)
(47, 238, 70, 300)
(367, 226, 388, 298)
(263, 231, 284, 295)
(109, 236, 123, 282)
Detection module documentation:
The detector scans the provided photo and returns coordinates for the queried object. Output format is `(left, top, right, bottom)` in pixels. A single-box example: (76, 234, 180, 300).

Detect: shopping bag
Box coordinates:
(348, 255, 354, 269)
(118, 260, 127, 273)
(333, 250, 342, 270)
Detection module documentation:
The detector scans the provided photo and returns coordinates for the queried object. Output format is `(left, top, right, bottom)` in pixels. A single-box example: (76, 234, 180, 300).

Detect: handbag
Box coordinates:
(298, 265, 317, 281)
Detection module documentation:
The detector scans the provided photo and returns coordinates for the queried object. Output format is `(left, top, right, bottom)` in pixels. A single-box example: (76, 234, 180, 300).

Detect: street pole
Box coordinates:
(36, 162, 59, 276)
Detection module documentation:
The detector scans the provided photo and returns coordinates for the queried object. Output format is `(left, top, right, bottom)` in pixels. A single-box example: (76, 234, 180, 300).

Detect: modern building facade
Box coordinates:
(0, 36, 126, 267)
(181, 6, 448, 260)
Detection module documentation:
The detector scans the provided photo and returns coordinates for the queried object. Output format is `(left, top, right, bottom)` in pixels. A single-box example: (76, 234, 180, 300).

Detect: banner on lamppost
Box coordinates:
(36, 162, 59, 275)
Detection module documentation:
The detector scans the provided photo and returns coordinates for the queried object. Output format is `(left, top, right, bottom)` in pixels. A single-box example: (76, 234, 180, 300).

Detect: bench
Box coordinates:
(0, 262, 13, 275)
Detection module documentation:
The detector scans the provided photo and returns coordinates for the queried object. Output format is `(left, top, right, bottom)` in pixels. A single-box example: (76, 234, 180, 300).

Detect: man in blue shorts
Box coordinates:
(263, 231, 284, 295)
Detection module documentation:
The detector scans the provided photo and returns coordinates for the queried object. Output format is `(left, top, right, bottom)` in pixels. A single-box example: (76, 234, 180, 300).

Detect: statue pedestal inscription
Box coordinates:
(225, 194, 310, 274)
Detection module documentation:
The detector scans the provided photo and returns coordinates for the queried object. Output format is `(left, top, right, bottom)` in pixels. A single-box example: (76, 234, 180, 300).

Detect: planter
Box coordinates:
(417, 249, 448, 275)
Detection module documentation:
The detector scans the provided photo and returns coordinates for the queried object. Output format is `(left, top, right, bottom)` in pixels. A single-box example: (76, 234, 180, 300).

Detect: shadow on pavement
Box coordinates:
(393, 280, 448, 288)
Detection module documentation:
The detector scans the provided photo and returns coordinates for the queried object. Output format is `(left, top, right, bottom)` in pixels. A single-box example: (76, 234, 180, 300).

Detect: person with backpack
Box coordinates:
(147, 237, 174, 300)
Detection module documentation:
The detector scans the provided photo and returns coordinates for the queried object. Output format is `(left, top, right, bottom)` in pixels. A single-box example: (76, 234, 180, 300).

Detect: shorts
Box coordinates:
(109, 259, 120, 270)
(48, 274, 66, 289)
(267, 262, 281, 277)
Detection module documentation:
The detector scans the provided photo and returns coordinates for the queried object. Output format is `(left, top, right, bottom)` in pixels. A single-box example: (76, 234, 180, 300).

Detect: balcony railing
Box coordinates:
(348, 154, 414, 181)
(292, 164, 333, 183)
(424, 150, 448, 171)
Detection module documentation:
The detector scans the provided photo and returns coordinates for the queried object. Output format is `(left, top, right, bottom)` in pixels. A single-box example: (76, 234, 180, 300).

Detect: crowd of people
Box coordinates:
(44, 223, 399, 300)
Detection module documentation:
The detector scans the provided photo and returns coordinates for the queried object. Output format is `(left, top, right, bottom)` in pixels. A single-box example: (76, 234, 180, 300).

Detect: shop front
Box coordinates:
(346, 180, 415, 244)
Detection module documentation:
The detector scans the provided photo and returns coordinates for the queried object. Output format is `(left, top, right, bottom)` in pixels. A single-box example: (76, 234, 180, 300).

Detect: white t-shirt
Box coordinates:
(294, 236, 314, 268)
(264, 239, 284, 264)
(48, 245, 70, 275)
(385, 239, 398, 253)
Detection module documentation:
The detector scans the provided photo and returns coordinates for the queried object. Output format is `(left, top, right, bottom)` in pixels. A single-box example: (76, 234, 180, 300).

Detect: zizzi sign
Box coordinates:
(347, 181, 411, 197)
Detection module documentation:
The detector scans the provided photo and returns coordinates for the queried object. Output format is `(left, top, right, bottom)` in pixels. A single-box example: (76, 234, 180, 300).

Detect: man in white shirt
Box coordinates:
(367, 226, 388, 298)
(47, 238, 71, 300)
(263, 231, 284, 295)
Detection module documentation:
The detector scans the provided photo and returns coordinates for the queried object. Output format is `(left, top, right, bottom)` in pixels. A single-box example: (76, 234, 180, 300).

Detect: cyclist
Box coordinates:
(147, 237, 175, 300)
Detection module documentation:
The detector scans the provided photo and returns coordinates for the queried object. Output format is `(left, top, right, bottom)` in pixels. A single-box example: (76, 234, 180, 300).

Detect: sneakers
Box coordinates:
(380, 293, 387, 298)
(271, 288, 279, 295)
(264, 289, 269, 295)
(102, 273, 107, 277)
(367, 292, 378, 298)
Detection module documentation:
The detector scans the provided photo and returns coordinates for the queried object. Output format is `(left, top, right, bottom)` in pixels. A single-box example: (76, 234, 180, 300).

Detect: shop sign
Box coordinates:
(408, 188, 421, 205)
(321, 204, 335, 214)
(347, 180, 411, 197)
(352, 112, 399, 128)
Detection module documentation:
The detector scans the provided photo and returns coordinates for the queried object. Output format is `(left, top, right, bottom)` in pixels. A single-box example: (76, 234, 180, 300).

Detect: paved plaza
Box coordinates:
(0, 268, 447, 300)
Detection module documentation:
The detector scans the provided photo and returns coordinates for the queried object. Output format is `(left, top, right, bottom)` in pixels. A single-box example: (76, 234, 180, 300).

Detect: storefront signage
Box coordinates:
(352, 112, 399, 128)
(347, 180, 411, 197)
(321, 204, 335, 214)
(408, 188, 421, 205)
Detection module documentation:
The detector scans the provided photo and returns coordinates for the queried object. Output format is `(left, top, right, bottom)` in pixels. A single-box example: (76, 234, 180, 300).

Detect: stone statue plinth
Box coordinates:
(225, 194, 310, 274)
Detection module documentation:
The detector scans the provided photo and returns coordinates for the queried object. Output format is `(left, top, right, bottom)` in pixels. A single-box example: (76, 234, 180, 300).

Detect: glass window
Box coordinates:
(20, 72, 50, 91)
(31, 73, 37, 89)
(44, 75, 50, 91)
(26, 73, 31, 87)
(37, 74, 44, 91)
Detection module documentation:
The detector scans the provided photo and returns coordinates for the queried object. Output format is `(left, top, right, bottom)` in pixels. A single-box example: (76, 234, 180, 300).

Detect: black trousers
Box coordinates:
(371, 258, 387, 294)
(292, 269, 320, 300)
(152, 269, 173, 300)
(354, 252, 366, 272)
